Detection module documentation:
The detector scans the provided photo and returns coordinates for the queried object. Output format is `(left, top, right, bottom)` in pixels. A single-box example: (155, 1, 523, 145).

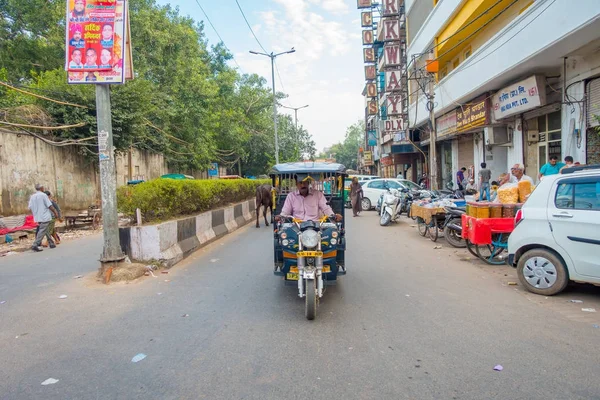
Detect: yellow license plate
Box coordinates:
(286, 272, 299, 280)
(297, 251, 323, 257)
(323, 266, 331, 273)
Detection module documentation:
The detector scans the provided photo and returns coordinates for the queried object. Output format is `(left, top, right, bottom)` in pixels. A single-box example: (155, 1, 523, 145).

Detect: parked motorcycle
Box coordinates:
(379, 188, 402, 226)
(443, 206, 467, 248)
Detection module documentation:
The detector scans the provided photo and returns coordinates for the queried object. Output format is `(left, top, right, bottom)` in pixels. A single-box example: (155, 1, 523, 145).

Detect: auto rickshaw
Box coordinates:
(270, 162, 347, 320)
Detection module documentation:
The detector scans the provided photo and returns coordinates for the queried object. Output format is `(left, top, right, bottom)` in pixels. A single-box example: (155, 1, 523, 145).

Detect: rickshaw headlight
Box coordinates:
(281, 239, 289, 246)
(330, 238, 337, 245)
(331, 231, 338, 238)
(300, 230, 320, 249)
(279, 232, 287, 239)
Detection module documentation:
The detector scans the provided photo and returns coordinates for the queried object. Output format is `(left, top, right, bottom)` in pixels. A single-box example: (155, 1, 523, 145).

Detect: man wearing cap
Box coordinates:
(509, 164, 535, 184)
(28, 184, 59, 252)
(277, 174, 342, 222)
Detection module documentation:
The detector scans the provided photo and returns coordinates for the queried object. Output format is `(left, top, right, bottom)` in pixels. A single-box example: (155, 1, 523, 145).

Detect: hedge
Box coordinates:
(117, 178, 270, 222)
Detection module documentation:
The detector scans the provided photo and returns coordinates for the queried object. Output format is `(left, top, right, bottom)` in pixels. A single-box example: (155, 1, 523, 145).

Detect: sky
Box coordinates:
(154, 0, 366, 153)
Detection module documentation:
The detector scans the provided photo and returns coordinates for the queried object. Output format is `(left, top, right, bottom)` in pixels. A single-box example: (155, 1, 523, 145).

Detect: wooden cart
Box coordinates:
(461, 214, 515, 265)
(410, 203, 447, 242)
(64, 207, 102, 230)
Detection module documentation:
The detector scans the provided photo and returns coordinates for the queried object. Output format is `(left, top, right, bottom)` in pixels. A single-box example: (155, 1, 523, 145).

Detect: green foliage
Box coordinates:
(320, 120, 364, 169)
(0, 0, 317, 175)
(117, 178, 270, 222)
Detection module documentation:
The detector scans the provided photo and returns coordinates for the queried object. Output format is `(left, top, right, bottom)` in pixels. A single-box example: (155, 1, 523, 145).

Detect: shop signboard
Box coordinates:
(492, 75, 547, 120)
(362, 29, 374, 45)
(363, 151, 373, 166)
(383, 19, 399, 42)
(381, 155, 393, 166)
(65, 0, 129, 84)
(361, 11, 373, 27)
(386, 95, 402, 115)
(436, 109, 457, 139)
(365, 65, 376, 80)
(357, 0, 372, 8)
(367, 130, 377, 146)
(456, 94, 491, 132)
(383, 44, 401, 67)
(363, 48, 376, 63)
(365, 82, 377, 98)
(382, 0, 399, 16)
(384, 117, 403, 132)
(385, 70, 403, 92)
(368, 100, 378, 115)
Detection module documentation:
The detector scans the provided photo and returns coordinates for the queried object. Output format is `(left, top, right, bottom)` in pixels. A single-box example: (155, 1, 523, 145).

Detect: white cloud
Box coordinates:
(238, 0, 364, 151)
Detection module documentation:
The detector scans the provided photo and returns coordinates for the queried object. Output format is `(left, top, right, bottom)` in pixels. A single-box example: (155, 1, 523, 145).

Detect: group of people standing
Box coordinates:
(28, 184, 63, 252)
(457, 155, 580, 202)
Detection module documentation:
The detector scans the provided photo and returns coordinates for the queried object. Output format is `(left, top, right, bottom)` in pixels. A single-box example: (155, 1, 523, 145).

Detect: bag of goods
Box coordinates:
(518, 180, 532, 203)
(497, 183, 519, 204)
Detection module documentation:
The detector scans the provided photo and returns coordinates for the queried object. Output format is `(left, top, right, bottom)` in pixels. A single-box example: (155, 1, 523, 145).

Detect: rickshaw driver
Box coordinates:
(275, 173, 343, 222)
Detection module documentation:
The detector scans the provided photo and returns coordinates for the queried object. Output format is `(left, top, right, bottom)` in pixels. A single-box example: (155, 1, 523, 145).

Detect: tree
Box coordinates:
(320, 120, 364, 169)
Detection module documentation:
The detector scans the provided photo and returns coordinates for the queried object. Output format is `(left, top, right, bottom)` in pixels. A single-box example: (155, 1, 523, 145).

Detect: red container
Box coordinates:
(461, 214, 515, 245)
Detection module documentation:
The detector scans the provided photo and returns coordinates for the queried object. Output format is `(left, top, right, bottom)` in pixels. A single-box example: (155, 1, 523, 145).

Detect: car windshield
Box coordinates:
(400, 180, 421, 190)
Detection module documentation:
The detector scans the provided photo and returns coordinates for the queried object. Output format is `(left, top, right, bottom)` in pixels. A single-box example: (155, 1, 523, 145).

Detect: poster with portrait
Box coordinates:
(65, 0, 128, 84)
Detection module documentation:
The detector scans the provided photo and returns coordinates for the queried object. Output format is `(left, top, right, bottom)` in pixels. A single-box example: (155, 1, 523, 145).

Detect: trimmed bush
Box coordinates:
(117, 178, 270, 222)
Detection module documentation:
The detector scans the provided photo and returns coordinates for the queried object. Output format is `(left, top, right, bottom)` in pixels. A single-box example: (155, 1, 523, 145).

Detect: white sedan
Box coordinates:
(360, 178, 421, 210)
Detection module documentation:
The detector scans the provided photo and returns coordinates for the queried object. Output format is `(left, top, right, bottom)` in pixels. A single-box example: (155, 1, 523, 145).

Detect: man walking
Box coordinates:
(28, 184, 59, 252)
(478, 162, 491, 201)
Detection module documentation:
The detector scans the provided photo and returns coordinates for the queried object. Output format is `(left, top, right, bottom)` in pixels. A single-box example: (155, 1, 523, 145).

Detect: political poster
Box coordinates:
(65, 0, 128, 84)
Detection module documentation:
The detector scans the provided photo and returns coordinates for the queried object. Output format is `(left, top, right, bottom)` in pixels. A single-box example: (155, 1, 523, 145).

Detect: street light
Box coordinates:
(249, 48, 296, 165)
(280, 104, 309, 129)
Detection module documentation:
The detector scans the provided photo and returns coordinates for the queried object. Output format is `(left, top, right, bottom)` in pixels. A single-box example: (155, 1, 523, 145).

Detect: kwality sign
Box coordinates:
(492, 75, 547, 120)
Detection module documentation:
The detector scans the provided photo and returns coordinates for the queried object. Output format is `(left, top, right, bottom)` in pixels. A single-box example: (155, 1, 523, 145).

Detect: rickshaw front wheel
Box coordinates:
(305, 279, 317, 320)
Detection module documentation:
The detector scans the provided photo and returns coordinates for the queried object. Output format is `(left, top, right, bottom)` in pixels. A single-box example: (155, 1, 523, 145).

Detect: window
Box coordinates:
(368, 180, 384, 189)
(555, 179, 600, 210)
(439, 67, 448, 80)
(387, 181, 401, 189)
(538, 111, 562, 166)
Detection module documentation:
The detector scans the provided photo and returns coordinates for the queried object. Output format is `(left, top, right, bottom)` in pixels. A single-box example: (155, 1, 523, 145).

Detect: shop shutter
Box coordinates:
(457, 135, 474, 171)
(587, 78, 600, 128)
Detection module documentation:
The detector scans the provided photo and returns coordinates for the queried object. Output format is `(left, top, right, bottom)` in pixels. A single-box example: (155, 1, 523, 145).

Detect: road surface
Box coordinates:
(1, 213, 599, 399)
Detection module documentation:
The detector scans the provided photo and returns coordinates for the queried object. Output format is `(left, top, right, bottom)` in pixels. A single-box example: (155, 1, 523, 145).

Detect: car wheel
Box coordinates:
(517, 249, 569, 296)
(361, 198, 371, 211)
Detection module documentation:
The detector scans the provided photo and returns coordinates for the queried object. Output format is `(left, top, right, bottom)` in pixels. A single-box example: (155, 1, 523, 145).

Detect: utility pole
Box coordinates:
(95, 85, 125, 278)
(281, 104, 309, 130)
(428, 75, 438, 190)
(249, 48, 296, 165)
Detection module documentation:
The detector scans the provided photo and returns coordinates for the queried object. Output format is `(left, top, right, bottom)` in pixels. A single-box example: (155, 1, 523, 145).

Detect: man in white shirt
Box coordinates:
(28, 184, 59, 252)
(509, 163, 535, 185)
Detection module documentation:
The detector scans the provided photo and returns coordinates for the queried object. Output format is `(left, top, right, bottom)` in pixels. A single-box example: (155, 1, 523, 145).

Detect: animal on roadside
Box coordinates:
(255, 184, 273, 228)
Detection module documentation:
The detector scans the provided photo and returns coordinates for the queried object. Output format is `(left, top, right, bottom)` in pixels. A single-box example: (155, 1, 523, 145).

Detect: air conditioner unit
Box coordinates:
(486, 126, 510, 145)
(527, 130, 540, 142)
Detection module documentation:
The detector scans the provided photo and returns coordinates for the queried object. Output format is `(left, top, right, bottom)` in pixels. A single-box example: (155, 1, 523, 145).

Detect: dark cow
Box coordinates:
(256, 184, 273, 228)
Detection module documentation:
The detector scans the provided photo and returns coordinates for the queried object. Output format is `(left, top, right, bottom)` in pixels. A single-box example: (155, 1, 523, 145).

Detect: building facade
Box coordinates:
(405, 0, 600, 188)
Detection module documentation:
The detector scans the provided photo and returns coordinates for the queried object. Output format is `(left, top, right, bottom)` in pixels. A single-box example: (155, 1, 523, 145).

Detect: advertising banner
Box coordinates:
(367, 130, 377, 146)
(363, 151, 373, 166)
(456, 94, 491, 132)
(66, 0, 127, 84)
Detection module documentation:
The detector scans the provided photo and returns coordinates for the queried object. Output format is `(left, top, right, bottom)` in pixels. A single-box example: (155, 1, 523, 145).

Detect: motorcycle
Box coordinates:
(277, 215, 342, 320)
(443, 206, 467, 248)
(379, 187, 402, 226)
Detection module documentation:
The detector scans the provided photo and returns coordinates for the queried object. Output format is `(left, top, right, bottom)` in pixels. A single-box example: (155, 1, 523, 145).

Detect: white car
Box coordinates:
(361, 178, 421, 210)
(507, 165, 600, 295)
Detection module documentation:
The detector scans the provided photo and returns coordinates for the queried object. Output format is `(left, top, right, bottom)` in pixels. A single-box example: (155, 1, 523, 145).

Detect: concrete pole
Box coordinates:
(428, 76, 438, 190)
(271, 55, 279, 165)
(95, 85, 125, 276)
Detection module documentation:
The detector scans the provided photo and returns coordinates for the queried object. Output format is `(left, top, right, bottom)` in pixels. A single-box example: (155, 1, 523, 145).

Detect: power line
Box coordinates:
(192, 0, 244, 72)
(274, 59, 288, 100)
(235, 0, 268, 54)
(406, 0, 505, 71)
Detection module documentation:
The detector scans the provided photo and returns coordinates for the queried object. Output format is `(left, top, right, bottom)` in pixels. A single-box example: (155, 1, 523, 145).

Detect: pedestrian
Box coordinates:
(456, 167, 466, 190)
(478, 162, 491, 201)
(539, 155, 565, 180)
(43, 191, 63, 246)
(28, 184, 59, 252)
(559, 156, 574, 172)
(350, 177, 363, 217)
(509, 163, 535, 184)
(490, 181, 500, 202)
(465, 178, 477, 195)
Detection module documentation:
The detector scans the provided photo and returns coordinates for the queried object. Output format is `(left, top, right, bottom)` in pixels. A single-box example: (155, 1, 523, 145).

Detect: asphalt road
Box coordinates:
(1, 213, 600, 400)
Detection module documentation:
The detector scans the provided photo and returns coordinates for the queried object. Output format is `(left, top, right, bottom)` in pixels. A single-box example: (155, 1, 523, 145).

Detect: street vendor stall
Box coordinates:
(411, 198, 464, 242)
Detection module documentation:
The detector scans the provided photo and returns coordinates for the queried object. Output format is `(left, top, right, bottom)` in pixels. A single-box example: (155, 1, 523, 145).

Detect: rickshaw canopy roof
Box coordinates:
(269, 162, 347, 175)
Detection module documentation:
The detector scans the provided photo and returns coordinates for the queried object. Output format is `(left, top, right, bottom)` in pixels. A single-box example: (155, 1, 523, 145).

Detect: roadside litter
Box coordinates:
(131, 353, 147, 363)
(41, 378, 59, 385)
(493, 365, 503, 371)
(582, 308, 596, 313)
